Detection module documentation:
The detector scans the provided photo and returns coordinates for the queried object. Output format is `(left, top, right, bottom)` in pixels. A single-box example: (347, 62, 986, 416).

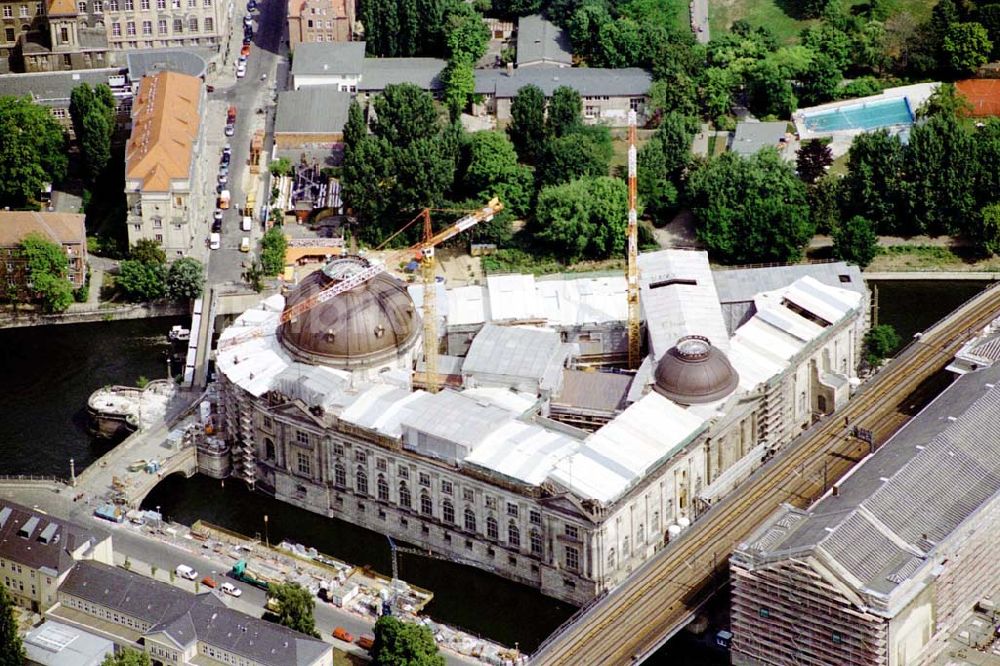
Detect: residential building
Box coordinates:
(289, 41, 444, 93)
(24, 621, 114, 666)
(51, 560, 333, 665)
(0, 67, 131, 135)
(124, 70, 204, 255)
(16, 0, 110, 72)
(0, 211, 88, 300)
(287, 0, 353, 47)
(730, 357, 1000, 666)
(213, 252, 869, 604)
(730, 121, 790, 157)
(0, 500, 113, 613)
(473, 67, 652, 124)
(515, 14, 570, 68)
(0, 0, 46, 70)
(100, 0, 229, 52)
(274, 86, 351, 150)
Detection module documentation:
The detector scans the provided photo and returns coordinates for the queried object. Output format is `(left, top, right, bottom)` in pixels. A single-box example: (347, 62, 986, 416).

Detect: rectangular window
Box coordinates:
(19, 5, 28, 17)
(418, 472, 430, 487)
(376, 458, 387, 471)
(156, 0, 164, 7)
(2, 7, 11, 17)
(77, 1, 86, 12)
(565, 546, 579, 570)
(333, 443, 344, 457)
(295, 430, 308, 445)
(355, 450, 366, 463)
(203, 15, 211, 30)
(462, 488, 474, 502)
(529, 510, 541, 526)
(123, 0, 132, 9)
(440, 479, 452, 495)
(629, 97, 642, 111)
(139, 0, 148, 8)
(296, 452, 311, 476)
(141, 20, 150, 34)
(397, 465, 408, 480)
(93, 0, 101, 9)
(157, 17, 166, 32)
(759, 608, 770, 619)
(506, 502, 518, 518)
(154, 234, 162, 243)
(107, 0, 117, 9)
(485, 496, 497, 510)
(188, 16, 197, 31)
(125, 20, 135, 35)
(173, 18, 182, 32)
(565, 525, 579, 540)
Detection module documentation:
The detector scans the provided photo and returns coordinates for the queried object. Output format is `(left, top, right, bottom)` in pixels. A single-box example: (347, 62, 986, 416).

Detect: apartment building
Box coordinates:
(124, 69, 204, 255)
(0, 501, 113, 613)
(0, 211, 88, 301)
(287, 0, 352, 47)
(101, 0, 229, 51)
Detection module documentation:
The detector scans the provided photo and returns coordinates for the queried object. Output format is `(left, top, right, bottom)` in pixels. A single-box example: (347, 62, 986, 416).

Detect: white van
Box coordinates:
(241, 216, 252, 232)
(175, 564, 198, 580)
(209, 233, 221, 250)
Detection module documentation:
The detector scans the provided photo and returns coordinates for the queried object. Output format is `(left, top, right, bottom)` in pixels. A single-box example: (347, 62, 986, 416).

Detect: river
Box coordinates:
(0, 279, 989, 655)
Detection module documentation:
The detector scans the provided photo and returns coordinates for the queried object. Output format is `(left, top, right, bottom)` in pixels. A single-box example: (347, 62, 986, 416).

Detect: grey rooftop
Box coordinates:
(290, 41, 365, 76)
(275, 88, 352, 134)
(0, 68, 125, 104)
(474, 67, 652, 98)
(0, 500, 105, 576)
(516, 14, 572, 67)
(730, 121, 789, 156)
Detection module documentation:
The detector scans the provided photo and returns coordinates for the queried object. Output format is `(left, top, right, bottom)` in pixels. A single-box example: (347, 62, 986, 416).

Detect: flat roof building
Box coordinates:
(24, 621, 114, 666)
(290, 41, 445, 92)
(730, 121, 790, 157)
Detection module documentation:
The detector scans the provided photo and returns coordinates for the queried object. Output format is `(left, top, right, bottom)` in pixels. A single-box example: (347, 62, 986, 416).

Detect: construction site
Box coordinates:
(205, 110, 874, 607)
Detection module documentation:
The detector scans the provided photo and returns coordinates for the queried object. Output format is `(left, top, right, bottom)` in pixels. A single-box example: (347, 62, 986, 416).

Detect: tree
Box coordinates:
(943, 21, 991, 74)
(101, 647, 151, 666)
(116, 259, 166, 301)
(902, 113, 976, 236)
(546, 86, 582, 138)
(840, 130, 905, 234)
(798, 53, 842, 106)
(917, 82, 973, 119)
(260, 228, 287, 276)
(130, 238, 167, 265)
(796, 140, 833, 184)
(445, 2, 489, 62)
(594, 18, 643, 67)
(166, 258, 204, 300)
(20, 233, 73, 313)
(977, 203, 1000, 255)
(462, 131, 534, 215)
(746, 60, 796, 119)
(371, 614, 445, 666)
(70, 83, 116, 182)
(343, 99, 368, 154)
(0, 96, 68, 207)
(0, 583, 25, 666)
(794, 0, 831, 19)
(637, 112, 693, 222)
(832, 215, 879, 268)
(371, 84, 438, 147)
(267, 582, 319, 638)
(534, 176, 627, 261)
(442, 59, 475, 119)
(864, 324, 901, 366)
(507, 84, 547, 163)
(687, 150, 813, 264)
(268, 157, 292, 177)
(536, 131, 611, 187)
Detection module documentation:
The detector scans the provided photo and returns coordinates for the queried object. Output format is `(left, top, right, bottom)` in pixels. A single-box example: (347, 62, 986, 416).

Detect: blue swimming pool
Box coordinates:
(801, 96, 914, 133)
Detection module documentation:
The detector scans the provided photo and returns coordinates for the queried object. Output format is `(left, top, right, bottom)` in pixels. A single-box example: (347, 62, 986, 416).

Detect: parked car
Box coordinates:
(243, 14, 253, 26)
(213, 208, 224, 222)
(241, 44, 251, 57)
(222, 142, 232, 155)
(332, 627, 353, 643)
(221, 152, 231, 166)
(218, 190, 231, 209)
(241, 216, 252, 232)
(236, 62, 246, 79)
(211, 219, 222, 233)
(225, 122, 236, 136)
(240, 236, 250, 252)
(356, 634, 375, 650)
(243, 33, 252, 46)
(220, 582, 242, 597)
(246, 0, 256, 10)
(226, 105, 237, 124)
(201, 576, 218, 589)
(209, 233, 221, 250)
(175, 564, 198, 581)
(218, 172, 228, 185)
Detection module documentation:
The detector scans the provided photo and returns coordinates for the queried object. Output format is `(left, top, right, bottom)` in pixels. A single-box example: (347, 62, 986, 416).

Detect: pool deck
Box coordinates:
(793, 82, 939, 144)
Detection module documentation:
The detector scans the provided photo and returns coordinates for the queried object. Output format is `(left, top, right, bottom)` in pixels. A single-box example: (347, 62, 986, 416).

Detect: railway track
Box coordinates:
(532, 284, 1000, 666)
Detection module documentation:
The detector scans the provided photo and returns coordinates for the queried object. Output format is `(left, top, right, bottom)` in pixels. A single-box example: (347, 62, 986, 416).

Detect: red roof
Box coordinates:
(956, 79, 1000, 117)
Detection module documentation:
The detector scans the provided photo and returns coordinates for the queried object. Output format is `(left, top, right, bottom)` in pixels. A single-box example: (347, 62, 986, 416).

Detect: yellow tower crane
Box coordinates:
(626, 109, 641, 369)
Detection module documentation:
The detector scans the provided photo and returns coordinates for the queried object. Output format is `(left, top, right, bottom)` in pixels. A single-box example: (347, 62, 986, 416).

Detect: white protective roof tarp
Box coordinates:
(447, 285, 490, 326)
(340, 385, 428, 437)
(535, 275, 628, 326)
(215, 298, 292, 398)
(485, 274, 545, 321)
(465, 421, 580, 486)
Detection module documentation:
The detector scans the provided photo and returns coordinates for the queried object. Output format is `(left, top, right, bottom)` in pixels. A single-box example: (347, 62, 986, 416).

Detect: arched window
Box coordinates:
(442, 499, 454, 524)
(263, 438, 275, 460)
(377, 474, 389, 501)
(420, 491, 433, 516)
(636, 524, 644, 544)
(529, 529, 542, 556)
(334, 463, 346, 488)
(356, 467, 368, 495)
(399, 482, 411, 508)
(607, 548, 616, 570)
(464, 507, 476, 532)
(486, 516, 498, 540)
(508, 521, 520, 548)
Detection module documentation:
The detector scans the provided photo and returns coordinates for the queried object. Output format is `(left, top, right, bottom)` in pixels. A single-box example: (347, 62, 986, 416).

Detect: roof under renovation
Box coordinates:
(736, 361, 1000, 605)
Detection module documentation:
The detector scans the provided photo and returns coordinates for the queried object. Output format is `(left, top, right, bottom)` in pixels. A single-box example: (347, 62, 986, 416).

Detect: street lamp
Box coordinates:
(264, 514, 269, 548)
(156, 505, 161, 530)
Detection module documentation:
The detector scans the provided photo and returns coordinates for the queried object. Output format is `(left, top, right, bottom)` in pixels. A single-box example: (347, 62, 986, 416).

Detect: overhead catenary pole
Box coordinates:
(626, 109, 641, 369)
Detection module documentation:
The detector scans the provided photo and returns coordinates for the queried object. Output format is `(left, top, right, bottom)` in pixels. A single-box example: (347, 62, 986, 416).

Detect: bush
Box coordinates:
(864, 324, 901, 366)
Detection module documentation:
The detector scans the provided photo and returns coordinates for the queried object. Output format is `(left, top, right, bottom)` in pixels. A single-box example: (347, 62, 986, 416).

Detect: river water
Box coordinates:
(0, 280, 989, 654)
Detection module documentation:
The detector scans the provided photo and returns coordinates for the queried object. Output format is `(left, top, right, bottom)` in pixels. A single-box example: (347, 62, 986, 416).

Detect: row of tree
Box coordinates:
(116, 239, 205, 302)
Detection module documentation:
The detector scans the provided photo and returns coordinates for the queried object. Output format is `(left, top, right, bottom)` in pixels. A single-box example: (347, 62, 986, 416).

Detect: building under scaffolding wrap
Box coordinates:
(730, 360, 1000, 666)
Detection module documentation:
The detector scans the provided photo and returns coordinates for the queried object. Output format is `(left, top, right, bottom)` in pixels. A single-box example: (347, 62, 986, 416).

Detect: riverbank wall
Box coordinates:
(0, 302, 188, 330)
(864, 271, 1000, 280)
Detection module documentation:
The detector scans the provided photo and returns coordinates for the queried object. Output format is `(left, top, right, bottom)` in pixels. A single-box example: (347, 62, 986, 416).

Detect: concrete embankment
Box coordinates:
(864, 271, 1000, 281)
(0, 302, 188, 329)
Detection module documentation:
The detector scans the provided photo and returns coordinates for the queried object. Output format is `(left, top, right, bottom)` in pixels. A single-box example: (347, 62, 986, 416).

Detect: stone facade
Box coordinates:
(287, 0, 352, 47)
(101, 0, 229, 50)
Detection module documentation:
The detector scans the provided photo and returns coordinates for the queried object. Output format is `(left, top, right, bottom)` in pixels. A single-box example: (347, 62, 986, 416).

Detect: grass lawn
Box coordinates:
(709, 0, 936, 44)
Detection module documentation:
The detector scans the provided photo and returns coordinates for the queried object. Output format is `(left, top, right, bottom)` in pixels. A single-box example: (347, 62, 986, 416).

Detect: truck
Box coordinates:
(229, 559, 272, 591)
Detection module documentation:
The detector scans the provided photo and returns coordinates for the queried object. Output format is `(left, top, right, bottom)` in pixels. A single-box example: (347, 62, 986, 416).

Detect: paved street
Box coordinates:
(690, 0, 710, 44)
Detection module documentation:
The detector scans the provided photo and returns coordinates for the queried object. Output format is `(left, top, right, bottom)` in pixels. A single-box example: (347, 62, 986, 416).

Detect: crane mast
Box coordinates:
(626, 109, 641, 369)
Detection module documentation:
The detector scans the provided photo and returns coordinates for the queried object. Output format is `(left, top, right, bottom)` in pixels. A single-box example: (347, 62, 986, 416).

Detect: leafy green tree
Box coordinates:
(491, 0, 540, 16)
(166, 258, 204, 300)
(838, 76, 884, 100)
(637, 112, 693, 222)
(808, 175, 841, 234)
(798, 53, 842, 106)
(832, 215, 879, 268)
(594, 18, 643, 67)
(507, 84, 547, 163)
(0, 583, 25, 666)
(902, 113, 976, 236)
(840, 130, 905, 234)
(130, 238, 166, 265)
(546, 86, 582, 138)
(268, 157, 292, 177)
(0, 95, 68, 207)
(794, 0, 831, 19)
(687, 150, 813, 264)
(267, 582, 319, 638)
(973, 120, 1000, 210)
(442, 59, 476, 119)
(864, 324, 901, 366)
(462, 131, 534, 215)
(796, 140, 833, 184)
(943, 21, 991, 74)
(343, 99, 368, 154)
(978, 203, 1000, 255)
(371, 84, 438, 147)
(371, 615, 444, 666)
(536, 132, 610, 188)
(647, 74, 699, 122)
(116, 259, 166, 301)
(801, 24, 853, 70)
(260, 227, 287, 276)
(534, 176, 627, 261)
(70, 83, 115, 182)
(21, 233, 73, 313)
(568, 2, 613, 62)
(445, 2, 489, 62)
(917, 82, 973, 119)
(976, 3, 1000, 57)
(746, 60, 796, 119)
(101, 647, 151, 666)
(701, 67, 735, 122)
